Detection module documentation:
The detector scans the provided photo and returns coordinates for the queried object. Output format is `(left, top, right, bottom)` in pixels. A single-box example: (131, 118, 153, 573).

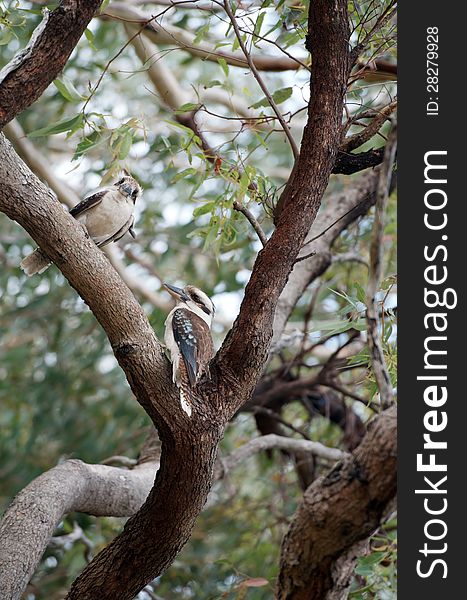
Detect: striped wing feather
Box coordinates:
(172, 309, 213, 386)
(69, 191, 106, 218)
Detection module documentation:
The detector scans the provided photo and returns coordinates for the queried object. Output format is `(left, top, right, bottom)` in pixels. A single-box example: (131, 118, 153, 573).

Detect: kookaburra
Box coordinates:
(20, 173, 142, 276)
(164, 283, 215, 417)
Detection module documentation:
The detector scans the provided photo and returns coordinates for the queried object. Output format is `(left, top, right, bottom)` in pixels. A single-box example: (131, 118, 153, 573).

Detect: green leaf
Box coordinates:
(165, 120, 197, 138)
(194, 22, 210, 44)
(84, 28, 97, 51)
(354, 282, 366, 304)
(193, 202, 216, 218)
(217, 57, 229, 77)
(175, 103, 199, 114)
(204, 80, 222, 89)
(251, 87, 293, 109)
(117, 130, 133, 160)
(355, 552, 386, 576)
(53, 77, 85, 102)
(28, 114, 84, 138)
(171, 167, 197, 183)
(203, 218, 220, 250)
(253, 11, 266, 38)
(0, 28, 12, 46)
(72, 132, 101, 161)
(99, 0, 111, 13)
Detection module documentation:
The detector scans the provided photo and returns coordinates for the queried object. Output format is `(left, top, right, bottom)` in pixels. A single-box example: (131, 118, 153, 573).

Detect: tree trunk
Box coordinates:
(276, 406, 397, 599)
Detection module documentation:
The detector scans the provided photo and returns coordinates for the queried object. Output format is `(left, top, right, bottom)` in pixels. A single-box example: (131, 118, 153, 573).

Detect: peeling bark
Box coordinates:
(0, 0, 103, 129)
(276, 406, 397, 600)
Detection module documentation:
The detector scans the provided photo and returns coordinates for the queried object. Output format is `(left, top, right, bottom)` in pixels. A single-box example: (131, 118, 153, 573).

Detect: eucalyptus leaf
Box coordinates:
(251, 87, 293, 109)
(28, 114, 84, 138)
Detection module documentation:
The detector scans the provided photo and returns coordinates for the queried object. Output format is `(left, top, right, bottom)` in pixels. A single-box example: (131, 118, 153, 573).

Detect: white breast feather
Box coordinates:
(164, 310, 181, 385)
(76, 190, 134, 245)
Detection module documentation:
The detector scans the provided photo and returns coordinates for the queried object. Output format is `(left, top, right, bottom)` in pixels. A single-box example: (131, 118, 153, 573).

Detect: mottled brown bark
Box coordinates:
(0, 0, 103, 129)
(0, 134, 220, 600)
(0, 0, 354, 597)
(276, 406, 397, 600)
(67, 431, 222, 599)
(333, 147, 385, 175)
(216, 0, 351, 392)
(0, 460, 157, 600)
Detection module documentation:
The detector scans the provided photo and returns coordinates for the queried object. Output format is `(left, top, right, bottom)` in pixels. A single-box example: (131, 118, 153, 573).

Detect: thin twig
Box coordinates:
(365, 121, 397, 409)
(351, 0, 397, 62)
(236, 24, 310, 72)
(341, 99, 397, 152)
(252, 406, 311, 440)
(220, 0, 300, 161)
(233, 200, 267, 246)
(323, 380, 379, 412)
(295, 193, 374, 262)
(84, 5, 178, 114)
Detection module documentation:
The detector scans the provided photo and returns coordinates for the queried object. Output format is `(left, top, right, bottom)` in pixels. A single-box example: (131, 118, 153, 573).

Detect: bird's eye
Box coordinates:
(116, 178, 124, 185)
(131, 189, 138, 198)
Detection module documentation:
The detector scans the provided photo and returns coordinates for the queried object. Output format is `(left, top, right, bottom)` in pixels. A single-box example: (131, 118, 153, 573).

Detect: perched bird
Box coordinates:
(164, 283, 215, 417)
(20, 173, 142, 276)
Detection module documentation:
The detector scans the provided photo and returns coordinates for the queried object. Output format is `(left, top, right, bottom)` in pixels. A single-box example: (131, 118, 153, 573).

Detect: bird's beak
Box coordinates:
(120, 183, 134, 197)
(163, 283, 190, 302)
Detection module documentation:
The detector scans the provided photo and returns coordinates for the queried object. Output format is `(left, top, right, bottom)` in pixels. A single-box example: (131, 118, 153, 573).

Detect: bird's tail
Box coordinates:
(179, 386, 193, 417)
(20, 248, 51, 276)
(177, 362, 194, 417)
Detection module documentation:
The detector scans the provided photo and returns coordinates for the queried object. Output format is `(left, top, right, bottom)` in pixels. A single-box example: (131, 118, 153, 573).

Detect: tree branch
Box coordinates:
(0, 0, 103, 129)
(233, 200, 268, 247)
(276, 405, 397, 599)
(218, 434, 346, 477)
(0, 459, 157, 600)
(1, 419, 346, 600)
(272, 170, 379, 346)
(124, 23, 217, 159)
(3, 120, 171, 311)
(0, 132, 228, 600)
(3, 119, 80, 207)
(366, 123, 397, 409)
(221, 0, 299, 160)
(341, 99, 397, 153)
(214, 0, 351, 400)
(333, 146, 385, 175)
(0, 0, 353, 596)
(104, 2, 305, 72)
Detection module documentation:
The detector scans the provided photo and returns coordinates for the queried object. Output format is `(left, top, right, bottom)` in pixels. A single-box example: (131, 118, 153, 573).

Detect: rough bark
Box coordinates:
(0, 0, 352, 597)
(0, 0, 103, 129)
(0, 429, 341, 600)
(0, 460, 157, 600)
(276, 405, 397, 600)
(215, 0, 350, 391)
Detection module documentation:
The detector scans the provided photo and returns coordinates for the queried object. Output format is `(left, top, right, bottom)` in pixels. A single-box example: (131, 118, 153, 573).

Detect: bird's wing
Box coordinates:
(69, 190, 107, 218)
(96, 215, 134, 248)
(172, 309, 213, 386)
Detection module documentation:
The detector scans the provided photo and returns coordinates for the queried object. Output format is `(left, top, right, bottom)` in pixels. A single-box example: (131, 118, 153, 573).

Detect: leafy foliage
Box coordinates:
(0, 0, 397, 597)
